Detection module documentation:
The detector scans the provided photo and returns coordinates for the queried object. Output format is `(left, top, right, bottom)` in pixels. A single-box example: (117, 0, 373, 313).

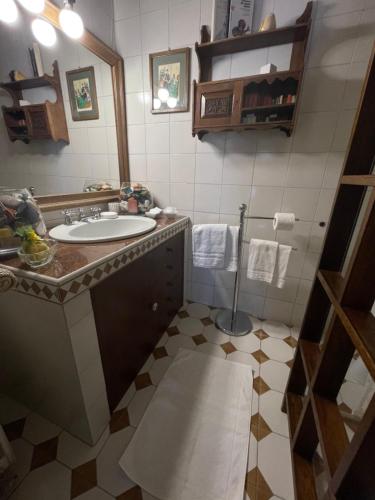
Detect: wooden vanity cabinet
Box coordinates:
(91, 232, 184, 412)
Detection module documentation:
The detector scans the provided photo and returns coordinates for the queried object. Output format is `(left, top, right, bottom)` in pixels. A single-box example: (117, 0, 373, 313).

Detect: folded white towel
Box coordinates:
(224, 226, 239, 272)
(247, 239, 278, 283)
(192, 224, 228, 269)
(272, 244, 292, 289)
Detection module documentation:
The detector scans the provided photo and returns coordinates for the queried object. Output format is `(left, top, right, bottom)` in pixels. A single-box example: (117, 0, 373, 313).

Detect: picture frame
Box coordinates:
(66, 66, 99, 121)
(149, 48, 190, 114)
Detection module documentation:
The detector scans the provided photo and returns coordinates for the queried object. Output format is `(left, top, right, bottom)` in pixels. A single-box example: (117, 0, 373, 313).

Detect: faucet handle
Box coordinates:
(90, 207, 102, 219)
(62, 209, 73, 225)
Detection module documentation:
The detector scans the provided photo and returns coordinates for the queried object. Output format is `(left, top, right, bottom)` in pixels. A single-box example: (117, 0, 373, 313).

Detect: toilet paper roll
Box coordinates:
(273, 212, 295, 231)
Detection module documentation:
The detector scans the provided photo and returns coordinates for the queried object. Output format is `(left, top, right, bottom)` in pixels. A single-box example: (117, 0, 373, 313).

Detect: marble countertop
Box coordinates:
(1, 216, 189, 289)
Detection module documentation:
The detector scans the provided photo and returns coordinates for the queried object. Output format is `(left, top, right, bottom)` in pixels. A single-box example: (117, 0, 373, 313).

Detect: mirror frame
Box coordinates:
(34, 0, 129, 211)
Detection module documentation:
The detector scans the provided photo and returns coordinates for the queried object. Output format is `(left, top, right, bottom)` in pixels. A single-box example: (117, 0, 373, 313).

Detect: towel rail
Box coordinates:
(215, 204, 325, 337)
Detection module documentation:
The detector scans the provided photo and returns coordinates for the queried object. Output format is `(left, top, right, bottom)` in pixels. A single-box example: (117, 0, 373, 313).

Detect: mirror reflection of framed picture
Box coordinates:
(149, 47, 190, 114)
(66, 66, 99, 121)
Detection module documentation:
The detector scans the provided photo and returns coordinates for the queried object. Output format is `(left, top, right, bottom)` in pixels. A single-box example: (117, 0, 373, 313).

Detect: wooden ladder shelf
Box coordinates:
(284, 46, 375, 500)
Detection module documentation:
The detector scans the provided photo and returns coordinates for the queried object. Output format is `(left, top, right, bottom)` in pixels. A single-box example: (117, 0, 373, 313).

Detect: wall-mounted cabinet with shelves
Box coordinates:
(192, 2, 312, 139)
(1, 61, 69, 144)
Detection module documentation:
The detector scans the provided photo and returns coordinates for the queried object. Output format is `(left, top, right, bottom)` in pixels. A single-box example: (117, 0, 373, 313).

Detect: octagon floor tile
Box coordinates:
(177, 317, 204, 336)
(261, 338, 294, 363)
(260, 360, 290, 394)
(186, 303, 211, 319)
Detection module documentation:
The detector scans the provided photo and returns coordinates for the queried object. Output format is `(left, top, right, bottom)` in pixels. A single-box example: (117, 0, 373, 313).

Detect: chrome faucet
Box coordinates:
(62, 209, 73, 225)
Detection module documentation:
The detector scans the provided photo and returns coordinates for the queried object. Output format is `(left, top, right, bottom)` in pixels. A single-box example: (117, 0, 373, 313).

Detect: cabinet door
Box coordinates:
(25, 105, 51, 139)
(194, 80, 242, 129)
(91, 232, 184, 412)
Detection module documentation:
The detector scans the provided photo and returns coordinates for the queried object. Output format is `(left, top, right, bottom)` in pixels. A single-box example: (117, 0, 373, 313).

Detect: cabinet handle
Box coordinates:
(152, 302, 159, 312)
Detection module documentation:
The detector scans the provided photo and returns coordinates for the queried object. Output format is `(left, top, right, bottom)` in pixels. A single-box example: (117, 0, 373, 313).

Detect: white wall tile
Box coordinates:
(220, 185, 251, 214)
(141, 9, 169, 52)
(300, 65, 348, 112)
(323, 152, 345, 188)
(88, 128, 108, 155)
(141, 0, 168, 13)
(292, 112, 338, 153)
(253, 153, 289, 186)
(127, 125, 146, 154)
(194, 184, 221, 213)
(222, 153, 254, 185)
(286, 153, 327, 188)
(170, 154, 195, 183)
(170, 121, 196, 154)
(231, 49, 268, 78)
(282, 188, 320, 221)
(147, 154, 170, 181)
(195, 153, 223, 184)
(114, 0, 140, 21)
(115, 16, 142, 57)
(129, 155, 147, 181)
(145, 123, 170, 153)
(124, 56, 144, 93)
(170, 182, 194, 210)
(250, 186, 284, 217)
(169, 1, 200, 47)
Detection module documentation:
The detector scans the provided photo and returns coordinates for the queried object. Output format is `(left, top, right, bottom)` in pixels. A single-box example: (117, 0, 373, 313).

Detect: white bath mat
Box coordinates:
(119, 348, 253, 500)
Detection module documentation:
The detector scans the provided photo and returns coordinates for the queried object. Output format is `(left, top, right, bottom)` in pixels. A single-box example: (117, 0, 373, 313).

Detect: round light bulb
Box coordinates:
(59, 6, 84, 39)
(157, 87, 169, 103)
(167, 97, 177, 109)
(18, 0, 45, 14)
(31, 19, 56, 47)
(0, 0, 18, 23)
(153, 98, 161, 110)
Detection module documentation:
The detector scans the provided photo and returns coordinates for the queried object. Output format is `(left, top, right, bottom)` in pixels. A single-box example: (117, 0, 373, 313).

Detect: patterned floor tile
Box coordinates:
(75, 487, 114, 499)
(231, 332, 260, 354)
(227, 350, 256, 369)
(201, 317, 214, 326)
(96, 427, 136, 497)
(71, 459, 97, 499)
(253, 329, 269, 341)
(166, 326, 179, 337)
(258, 433, 294, 500)
(192, 334, 207, 345)
(284, 336, 298, 348)
(251, 350, 270, 364)
(57, 428, 110, 469)
(110, 409, 130, 434)
(261, 338, 294, 363)
(30, 436, 59, 470)
(221, 341, 237, 354)
(262, 321, 291, 339)
(8, 438, 34, 493)
(164, 334, 195, 357)
(115, 385, 136, 412)
(22, 412, 61, 445)
(117, 484, 143, 499)
(156, 332, 169, 346)
(3, 418, 26, 441)
(138, 355, 154, 375)
(253, 377, 271, 396)
(259, 391, 289, 438)
(251, 413, 272, 442)
(127, 387, 156, 427)
(153, 346, 168, 359)
(177, 317, 204, 336)
(195, 342, 226, 358)
(149, 356, 173, 385)
(260, 360, 290, 394)
(186, 303, 211, 319)
(203, 324, 231, 345)
(9, 461, 71, 500)
(134, 373, 152, 391)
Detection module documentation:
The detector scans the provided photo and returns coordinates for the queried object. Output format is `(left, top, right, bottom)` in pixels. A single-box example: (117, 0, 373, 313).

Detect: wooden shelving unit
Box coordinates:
(1, 61, 69, 144)
(283, 47, 375, 499)
(192, 2, 312, 139)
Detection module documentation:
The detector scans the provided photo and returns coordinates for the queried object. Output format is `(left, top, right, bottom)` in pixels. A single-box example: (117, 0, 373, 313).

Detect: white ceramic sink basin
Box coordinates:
(49, 215, 157, 243)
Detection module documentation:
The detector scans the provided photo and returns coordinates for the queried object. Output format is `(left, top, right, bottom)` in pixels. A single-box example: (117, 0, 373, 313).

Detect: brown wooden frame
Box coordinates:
(33, 0, 129, 211)
(149, 47, 191, 114)
(66, 66, 99, 121)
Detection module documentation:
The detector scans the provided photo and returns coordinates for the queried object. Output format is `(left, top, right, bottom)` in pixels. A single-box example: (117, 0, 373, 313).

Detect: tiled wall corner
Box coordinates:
(114, 0, 375, 326)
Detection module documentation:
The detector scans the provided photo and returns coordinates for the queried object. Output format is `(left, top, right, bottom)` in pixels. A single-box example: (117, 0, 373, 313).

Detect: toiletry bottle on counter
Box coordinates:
(127, 197, 138, 214)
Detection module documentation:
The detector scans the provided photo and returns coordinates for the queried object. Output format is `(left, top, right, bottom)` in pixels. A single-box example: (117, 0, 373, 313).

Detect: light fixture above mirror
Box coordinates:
(59, 0, 84, 39)
(31, 18, 56, 46)
(18, 0, 45, 14)
(0, 0, 18, 24)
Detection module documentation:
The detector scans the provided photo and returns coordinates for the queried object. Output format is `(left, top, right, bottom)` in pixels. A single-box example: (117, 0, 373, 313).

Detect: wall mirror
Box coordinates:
(0, 0, 128, 211)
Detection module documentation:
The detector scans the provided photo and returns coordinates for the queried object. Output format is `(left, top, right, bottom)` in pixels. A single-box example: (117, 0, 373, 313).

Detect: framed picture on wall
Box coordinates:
(149, 48, 190, 114)
(66, 66, 99, 121)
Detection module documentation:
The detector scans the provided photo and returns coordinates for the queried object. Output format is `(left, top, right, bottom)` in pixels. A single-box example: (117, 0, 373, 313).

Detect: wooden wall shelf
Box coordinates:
(192, 2, 312, 139)
(1, 61, 69, 144)
(283, 47, 375, 500)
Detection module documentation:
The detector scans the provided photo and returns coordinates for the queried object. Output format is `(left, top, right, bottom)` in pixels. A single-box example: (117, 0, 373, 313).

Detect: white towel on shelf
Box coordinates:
(247, 239, 278, 283)
(272, 244, 292, 289)
(224, 226, 239, 272)
(192, 224, 228, 269)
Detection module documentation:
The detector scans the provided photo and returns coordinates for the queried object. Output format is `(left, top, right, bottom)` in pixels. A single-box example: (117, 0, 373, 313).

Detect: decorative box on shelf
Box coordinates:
(192, 1, 312, 139)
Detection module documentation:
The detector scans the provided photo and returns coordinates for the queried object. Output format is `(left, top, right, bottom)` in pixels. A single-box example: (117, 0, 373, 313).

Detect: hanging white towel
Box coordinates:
(272, 244, 292, 289)
(247, 239, 278, 283)
(224, 226, 239, 272)
(192, 224, 228, 269)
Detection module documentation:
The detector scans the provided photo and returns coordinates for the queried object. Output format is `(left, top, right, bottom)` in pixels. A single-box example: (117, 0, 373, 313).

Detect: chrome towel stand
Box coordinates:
(215, 204, 303, 337)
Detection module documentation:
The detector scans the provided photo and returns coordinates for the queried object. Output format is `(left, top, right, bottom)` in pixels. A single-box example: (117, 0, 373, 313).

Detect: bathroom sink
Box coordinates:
(49, 215, 157, 243)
